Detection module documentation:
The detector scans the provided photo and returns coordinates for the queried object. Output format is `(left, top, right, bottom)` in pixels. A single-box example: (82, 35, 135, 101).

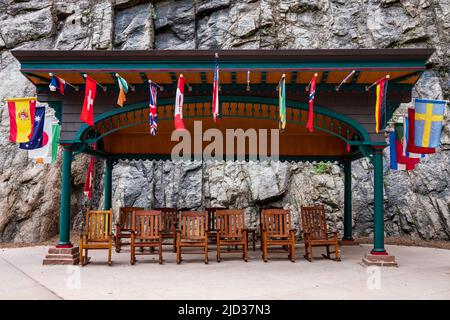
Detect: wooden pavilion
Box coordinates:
(12, 49, 434, 266)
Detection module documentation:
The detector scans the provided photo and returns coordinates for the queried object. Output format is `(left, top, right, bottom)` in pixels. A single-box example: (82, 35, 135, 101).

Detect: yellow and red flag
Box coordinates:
(374, 77, 388, 133)
(7, 97, 36, 143)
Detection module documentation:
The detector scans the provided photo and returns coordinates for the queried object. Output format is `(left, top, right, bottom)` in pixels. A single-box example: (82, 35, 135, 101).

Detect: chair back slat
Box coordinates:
(154, 208, 178, 234)
(86, 209, 113, 242)
(119, 207, 144, 230)
(301, 205, 328, 240)
(206, 207, 221, 231)
(179, 211, 208, 241)
(217, 209, 245, 239)
(132, 210, 162, 240)
(261, 209, 290, 238)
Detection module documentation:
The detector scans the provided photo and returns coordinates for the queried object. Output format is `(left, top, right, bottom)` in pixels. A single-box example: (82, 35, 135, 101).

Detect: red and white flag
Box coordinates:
(212, 54, 219, 122)
(306, 73, 317, 133)
(80, 75, 97, 126)
(83, 154, 95, 199)
(174, 75, 186, 131)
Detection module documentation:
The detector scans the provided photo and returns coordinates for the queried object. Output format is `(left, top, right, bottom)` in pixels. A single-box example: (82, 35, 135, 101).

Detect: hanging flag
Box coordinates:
(413, 98, 446, 148)
(306, 73, 317, 133)
(278, 74, 286, 131)
(403, 116, 424, 159)
(212, 54, 220, 122)
(80, 75, 97, 126)
(174, 75, 186, 131)
(83, 154, 95, 199)
(51, 124, 61, 163)
(49, 75, 66, 95)
(389, 131, 406, 170)
(19, 107, 45, 150)
(117, 75, 128, 107)
(406, 107, 435, 154)
(7, 97, 36, 143)
(149, 82, 158, 135)
(374, 77, 388, 133)
(392, 122, 419, 170)
(29, 112, 54, 164)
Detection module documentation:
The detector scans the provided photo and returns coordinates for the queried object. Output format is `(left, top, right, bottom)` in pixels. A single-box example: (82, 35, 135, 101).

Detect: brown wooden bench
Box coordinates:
(115, 207, 144, 253)
(301, 205, 341, 262)
(130, 210, 163, 264)
(176, 211, 209, 264)
(79, 209, 113, 266)
(216, 209, 248, 262)
(261, 208, 296, 262)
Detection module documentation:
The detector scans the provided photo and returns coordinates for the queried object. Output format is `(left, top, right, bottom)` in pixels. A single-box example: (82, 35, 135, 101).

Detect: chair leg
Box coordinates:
(304, 242, 312, 262)
(205, 241, 209, 264)
(217, 240, 221, 262)
(335, 241, 341, 262)
(108, 247, 112, 266)
(243, 240, 248, 262)
(172, 234, 177, 253)
(290, 239, 295, 263)
(79, 244, 84, 266)
(159, 244, 163, 264)
(176, 243, 181, 264)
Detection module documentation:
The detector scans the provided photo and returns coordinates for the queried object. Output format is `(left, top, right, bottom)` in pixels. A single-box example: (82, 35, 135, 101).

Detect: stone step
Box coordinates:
(43, 257, 80, 265)
(48, 247, 79, 255)
(45, 253, 80, 260)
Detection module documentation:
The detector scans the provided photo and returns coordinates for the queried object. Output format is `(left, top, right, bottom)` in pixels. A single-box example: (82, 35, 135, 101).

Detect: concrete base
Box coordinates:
(42, 246, 80, 265)
(362, 252, 398, 267)
(341, 238, 360, 246)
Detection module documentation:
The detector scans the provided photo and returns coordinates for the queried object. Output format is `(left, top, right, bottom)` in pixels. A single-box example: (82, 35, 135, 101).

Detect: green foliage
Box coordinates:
(313, 162, 331, 175)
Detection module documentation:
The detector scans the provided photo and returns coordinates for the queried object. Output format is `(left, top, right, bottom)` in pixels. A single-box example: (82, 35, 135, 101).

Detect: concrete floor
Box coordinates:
(0, 244, 449, 300)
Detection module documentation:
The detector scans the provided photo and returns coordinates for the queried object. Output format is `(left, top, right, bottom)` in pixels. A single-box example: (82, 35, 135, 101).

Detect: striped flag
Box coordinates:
(278, 74, 286, 131)
(149, 82, 158, 135)
(19, 106, 45, 150)
(306, 74, 317, 133)
(212, 54, 220, 122)
(174, 75, 186, 131)
(403, 116, 423, 159)
(7, 97, 36, 143)
(117, 76, 128, 107)
(28, 112, 55, 164)
(389, 123, 419, 171)
(374, 77, 388, 133)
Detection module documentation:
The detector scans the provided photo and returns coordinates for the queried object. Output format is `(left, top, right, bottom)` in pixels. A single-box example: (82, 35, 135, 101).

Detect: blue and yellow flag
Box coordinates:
(279, 74, 286, 131)
(413, 98, 446, 148)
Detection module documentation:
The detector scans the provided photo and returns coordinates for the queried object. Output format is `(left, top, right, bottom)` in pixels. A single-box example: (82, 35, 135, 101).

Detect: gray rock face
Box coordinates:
(0, 0, 449, 243)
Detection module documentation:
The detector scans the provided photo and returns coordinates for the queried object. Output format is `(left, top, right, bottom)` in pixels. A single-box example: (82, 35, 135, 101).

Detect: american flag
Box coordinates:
(149, 82, 158, 135)
(212, 54, 219, 122)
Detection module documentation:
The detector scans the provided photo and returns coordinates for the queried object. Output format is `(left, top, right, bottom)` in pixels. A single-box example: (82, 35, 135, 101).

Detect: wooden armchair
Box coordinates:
(176, 211, 209, 264)
(115, 207, 144, 253)
(130, 210, 163, 265)
(261, 208, 296, 262)
(79, 209, 113, 266)
(301, 205, 340, 262)
(154, 207, 178, 252)
(216, 209, 248, 262)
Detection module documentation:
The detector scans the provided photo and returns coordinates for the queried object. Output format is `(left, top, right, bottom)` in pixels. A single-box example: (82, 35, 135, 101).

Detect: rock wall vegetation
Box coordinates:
(0, 0, 449, 243)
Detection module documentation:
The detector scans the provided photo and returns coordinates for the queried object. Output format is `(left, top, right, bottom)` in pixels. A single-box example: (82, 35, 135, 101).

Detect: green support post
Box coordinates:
(343, 161, 353, 241)
(104, 159, 113, 210)
(372, 147, 386, 254)
(58, 146, 73, 247)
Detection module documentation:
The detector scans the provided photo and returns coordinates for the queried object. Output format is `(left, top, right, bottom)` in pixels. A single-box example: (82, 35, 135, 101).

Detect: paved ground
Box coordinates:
(0, 244, 449, 300)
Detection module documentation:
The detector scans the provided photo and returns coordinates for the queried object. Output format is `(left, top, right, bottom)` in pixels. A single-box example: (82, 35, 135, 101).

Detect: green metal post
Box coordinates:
(104, 159, 113, 210)
(372, 147, 386, 254)
(58, 146, 72, 247)
(343, 161, 353, 241)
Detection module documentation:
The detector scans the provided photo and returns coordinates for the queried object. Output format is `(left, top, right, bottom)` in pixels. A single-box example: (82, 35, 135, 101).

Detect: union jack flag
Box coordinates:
(212, 53, 219, 122)
(149, 82, 158, 135)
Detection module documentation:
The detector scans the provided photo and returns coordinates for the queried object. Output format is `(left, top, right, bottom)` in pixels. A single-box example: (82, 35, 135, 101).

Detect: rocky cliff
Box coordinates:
(0, 0, 449, 243)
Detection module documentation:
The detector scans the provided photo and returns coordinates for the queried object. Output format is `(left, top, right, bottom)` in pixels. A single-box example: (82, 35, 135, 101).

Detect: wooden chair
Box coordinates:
(115, 207, 144, 253)
(154, 207, 178, 252)
(176, 211, 209, 264)
(130, 210, 163, 265)
(301, 205, 341, 262)
(216, 209, 248, 262)
(261, 208, 296, 262)
(79, 209, 113, 266)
